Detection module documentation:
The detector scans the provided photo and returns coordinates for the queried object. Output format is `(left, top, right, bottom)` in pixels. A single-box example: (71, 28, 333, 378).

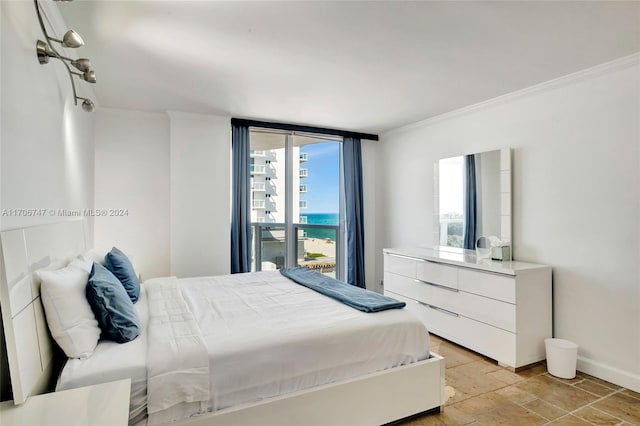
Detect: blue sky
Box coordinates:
(300, 142, 339, 213)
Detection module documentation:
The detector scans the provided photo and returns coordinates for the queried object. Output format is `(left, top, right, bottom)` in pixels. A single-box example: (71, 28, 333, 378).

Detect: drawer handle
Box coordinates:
(416, 301, 459, 317)
(414, 279, 458, 292)
(386, 253, 444, 265)
(386, 253, 424, 262)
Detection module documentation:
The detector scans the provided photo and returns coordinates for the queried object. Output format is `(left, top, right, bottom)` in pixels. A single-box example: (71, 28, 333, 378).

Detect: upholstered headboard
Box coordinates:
(0, 220, 86, 404)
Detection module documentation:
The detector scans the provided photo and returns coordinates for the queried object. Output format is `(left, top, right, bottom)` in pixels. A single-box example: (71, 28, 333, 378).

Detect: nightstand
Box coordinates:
(0, 378, 131, 426)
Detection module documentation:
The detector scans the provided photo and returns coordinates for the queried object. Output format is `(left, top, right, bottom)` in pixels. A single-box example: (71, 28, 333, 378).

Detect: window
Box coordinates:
(250, 164, 266, 174)
(438, 156, 464, 248)
(250, 130, 342, 278)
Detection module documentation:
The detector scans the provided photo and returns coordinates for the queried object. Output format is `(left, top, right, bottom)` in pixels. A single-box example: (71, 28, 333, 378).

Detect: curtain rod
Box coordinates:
(251, 127, 344, 142)
(231, 118, 379, 141)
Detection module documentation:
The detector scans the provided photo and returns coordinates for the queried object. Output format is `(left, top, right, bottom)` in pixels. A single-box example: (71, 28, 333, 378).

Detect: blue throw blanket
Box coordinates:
(280, 267, 405, 313)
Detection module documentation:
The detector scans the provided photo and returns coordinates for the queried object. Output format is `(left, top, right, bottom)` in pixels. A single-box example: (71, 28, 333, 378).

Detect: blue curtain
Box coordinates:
(343, 137, 365, 288)
(231, 124, 252, 273)
(463, 154, 478, 250)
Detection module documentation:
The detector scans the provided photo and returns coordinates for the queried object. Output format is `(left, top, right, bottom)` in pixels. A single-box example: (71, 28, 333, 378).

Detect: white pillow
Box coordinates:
(38, 257, 100, 359)
(85, 248, 109, 266)
(74, 255, 94, 273)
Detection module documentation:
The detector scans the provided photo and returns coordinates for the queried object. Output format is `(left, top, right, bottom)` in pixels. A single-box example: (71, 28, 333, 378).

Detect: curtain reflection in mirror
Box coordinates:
(463, 154, 478, 250)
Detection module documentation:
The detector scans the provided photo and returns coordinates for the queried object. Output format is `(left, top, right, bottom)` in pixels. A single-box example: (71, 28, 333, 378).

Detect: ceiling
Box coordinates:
(59, 1, 640, 134)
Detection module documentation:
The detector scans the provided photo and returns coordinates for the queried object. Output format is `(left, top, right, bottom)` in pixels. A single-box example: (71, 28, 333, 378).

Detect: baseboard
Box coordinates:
(577, 356, 640, 392)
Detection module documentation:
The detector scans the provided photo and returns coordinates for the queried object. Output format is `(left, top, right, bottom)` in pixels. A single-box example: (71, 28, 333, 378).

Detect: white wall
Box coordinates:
(168, 112, 231, 277)
(92, 110, 231, 279)
(1, 1, 96, 400)
(377, 56, 640, 391)
(93, 108, 170, 280)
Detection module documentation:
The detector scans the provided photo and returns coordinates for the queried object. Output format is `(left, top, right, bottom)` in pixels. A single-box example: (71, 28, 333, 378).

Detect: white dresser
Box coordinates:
(384, 248, 552, 369)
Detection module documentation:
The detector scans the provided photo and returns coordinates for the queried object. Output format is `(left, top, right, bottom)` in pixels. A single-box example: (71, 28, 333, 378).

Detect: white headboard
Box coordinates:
(0, 220, 86, 404)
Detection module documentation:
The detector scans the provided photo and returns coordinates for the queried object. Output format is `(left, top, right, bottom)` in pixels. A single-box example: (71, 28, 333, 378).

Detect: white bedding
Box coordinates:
(145, 276, 209, 416)
(57, 271, 430, 425)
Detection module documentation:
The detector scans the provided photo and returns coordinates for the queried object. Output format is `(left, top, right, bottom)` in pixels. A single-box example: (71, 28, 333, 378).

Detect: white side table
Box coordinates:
(0, 378, 131, 426)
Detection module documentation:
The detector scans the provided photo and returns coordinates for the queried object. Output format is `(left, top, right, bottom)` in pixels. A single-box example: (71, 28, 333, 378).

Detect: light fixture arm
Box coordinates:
(33, 0, 94, 111)
(70, 70, 96, 83)
(37, 41, 92, 72)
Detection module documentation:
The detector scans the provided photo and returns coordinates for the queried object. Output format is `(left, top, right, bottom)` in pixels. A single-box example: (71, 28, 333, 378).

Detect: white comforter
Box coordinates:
(59, 271, 430, 425)
(145, 277, 209, 416)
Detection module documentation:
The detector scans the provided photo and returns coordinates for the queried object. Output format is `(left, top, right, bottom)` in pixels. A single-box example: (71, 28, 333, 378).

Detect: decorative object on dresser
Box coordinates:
(383, 247, 552, 370)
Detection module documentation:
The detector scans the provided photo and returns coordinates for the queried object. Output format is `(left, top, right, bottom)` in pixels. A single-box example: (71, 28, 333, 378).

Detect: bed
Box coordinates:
(0, 220, 445, 425)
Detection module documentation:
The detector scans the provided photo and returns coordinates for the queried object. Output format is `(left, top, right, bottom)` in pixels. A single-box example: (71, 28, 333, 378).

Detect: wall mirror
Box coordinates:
(433, 148, 511, 252)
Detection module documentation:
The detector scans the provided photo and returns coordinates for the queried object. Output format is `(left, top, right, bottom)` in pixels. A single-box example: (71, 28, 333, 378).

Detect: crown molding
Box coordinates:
(383, 53, 640, 139)
(166, 110, 231, 122)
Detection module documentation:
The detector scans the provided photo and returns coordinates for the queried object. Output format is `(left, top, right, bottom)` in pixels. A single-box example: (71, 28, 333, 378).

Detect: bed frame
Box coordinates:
(1, 220, 445, 424)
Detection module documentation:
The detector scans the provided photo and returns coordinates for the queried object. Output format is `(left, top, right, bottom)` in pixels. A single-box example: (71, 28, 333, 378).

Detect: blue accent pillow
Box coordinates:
(86, 263, 140, 343)
(104, 247, 140, 303)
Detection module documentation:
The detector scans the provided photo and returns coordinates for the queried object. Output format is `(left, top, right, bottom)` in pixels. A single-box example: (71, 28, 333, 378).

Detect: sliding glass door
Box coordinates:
(249, 129, 342, 279)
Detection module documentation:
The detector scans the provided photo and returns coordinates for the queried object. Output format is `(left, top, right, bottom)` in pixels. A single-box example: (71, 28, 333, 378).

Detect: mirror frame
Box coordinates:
(433, 148, 511, 252)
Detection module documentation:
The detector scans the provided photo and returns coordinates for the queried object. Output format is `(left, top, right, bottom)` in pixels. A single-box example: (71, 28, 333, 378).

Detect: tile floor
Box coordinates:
(400, 334, 640, 425)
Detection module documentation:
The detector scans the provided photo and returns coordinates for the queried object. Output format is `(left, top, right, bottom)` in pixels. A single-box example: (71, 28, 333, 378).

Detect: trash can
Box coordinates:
(545, 338, 578, 379)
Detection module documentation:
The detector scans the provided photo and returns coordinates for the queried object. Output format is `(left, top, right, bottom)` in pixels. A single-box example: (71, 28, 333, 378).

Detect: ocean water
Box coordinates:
(303, 213, 339, 241)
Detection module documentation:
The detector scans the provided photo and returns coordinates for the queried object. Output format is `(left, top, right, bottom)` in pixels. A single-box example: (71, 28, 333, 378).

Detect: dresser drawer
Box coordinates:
(386, 273, 515, 332)
(456, 291, 515, 332)
(416, 261, 458, 290)
(384, 253, 417, 278)
(458, 269, 515, 303)
(426, 304, 517, 367)
(387, 290, 516, 366)
(385, 272, 432, 302)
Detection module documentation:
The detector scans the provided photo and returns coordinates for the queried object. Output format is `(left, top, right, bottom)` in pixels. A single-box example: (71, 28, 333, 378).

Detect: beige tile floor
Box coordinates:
(399, 335, 640, 426)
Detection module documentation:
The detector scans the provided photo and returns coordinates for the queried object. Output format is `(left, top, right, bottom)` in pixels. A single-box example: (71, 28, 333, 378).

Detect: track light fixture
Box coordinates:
(48, 29, 85, 48)
(77, 97, 95, 112)
(72, 70, 96, 84)
(36, 39, 92, 71)
(34, 0, 96, 112)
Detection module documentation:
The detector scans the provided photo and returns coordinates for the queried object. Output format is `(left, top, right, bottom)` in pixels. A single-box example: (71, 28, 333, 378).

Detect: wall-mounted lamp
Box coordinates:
(34, 0, 96, 112)
(48, 29, 84, 48)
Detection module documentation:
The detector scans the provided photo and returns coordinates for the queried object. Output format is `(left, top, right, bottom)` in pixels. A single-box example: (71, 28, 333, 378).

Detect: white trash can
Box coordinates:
(545, 338, 578, 379)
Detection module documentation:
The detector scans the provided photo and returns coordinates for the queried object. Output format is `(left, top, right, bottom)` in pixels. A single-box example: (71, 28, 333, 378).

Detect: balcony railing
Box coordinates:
(251, 222, 341, 279)
(299, 200, 308, 209)
(299, 184, 307, 193)
(299, 216, 308, 224)
(251, 164, 266, 175)
(252, 182, 266, 191)
(299, 168, 308, 178)
(252, 200, 265, 209)
(438, 217, 463, 247)
(250, 150, 266, 157)
(299, 153, 308, 162)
